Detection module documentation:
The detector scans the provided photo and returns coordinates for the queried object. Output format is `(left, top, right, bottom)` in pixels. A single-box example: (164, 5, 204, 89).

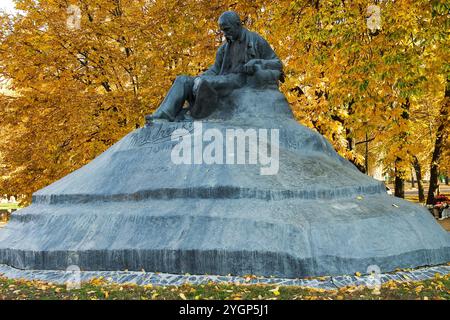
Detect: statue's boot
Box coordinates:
(190, 80, 219, 119)
(146, 76, 195, 125)
(145, 111, 171, 126)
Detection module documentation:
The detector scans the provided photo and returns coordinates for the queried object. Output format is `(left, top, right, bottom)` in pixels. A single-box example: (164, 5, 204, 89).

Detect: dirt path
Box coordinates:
(438, 219, 450, 231)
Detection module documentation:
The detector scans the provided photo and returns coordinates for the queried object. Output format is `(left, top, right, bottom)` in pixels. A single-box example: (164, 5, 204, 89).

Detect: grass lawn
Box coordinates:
(0, 273, 449, 300)
(438, 219, 450, 232)
(404, 194, 450, 231)
(0, 203, 19, 225)
(0, 203, 20, 210)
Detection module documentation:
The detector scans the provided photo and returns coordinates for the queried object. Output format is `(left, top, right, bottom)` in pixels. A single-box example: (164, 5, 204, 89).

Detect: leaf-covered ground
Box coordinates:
(0, 273, 448, 300)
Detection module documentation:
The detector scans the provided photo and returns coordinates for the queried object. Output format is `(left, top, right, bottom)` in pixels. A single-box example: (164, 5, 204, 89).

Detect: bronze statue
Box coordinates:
(146, 11, 283, 123)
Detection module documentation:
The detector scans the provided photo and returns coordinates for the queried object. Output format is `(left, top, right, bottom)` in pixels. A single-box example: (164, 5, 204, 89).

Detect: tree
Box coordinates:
(0, 0, 448, 203)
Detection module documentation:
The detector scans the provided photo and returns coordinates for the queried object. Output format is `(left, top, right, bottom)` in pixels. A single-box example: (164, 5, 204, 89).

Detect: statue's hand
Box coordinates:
(243, 59, 262, 75)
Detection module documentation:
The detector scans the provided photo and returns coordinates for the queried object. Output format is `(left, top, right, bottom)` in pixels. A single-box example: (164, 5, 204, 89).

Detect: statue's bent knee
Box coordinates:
(175, 75, 191, 84)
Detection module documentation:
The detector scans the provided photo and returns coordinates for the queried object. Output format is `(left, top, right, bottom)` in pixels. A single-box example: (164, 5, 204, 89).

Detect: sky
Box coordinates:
(0, 0, 17, 14)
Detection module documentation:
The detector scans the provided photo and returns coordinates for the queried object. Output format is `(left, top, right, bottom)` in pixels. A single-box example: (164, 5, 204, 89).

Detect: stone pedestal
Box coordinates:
(0, 88, 448, 277)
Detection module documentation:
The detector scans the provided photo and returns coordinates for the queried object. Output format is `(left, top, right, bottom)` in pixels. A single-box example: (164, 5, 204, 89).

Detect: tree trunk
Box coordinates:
(395, 175, 405, 198)
(394, 99, 410, 199)
(427, 80, 449, 205)
(411, 169, 415, 188)
(394, 159, 405, 198)
(428, 156, 445, 204)
(365, 132, 369, 175)
(347, 130, 366, 174)
(412, 156, 425, 202)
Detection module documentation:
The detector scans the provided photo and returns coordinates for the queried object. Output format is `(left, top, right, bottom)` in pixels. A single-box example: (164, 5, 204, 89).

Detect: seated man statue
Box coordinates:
(146, 10, 283, 123)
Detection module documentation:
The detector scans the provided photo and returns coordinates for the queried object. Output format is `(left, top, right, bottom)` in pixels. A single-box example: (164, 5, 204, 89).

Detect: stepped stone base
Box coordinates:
(0, 87, 448, 277)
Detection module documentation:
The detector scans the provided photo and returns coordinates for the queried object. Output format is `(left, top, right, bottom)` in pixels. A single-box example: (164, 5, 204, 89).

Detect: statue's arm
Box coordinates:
(255, 37, 282, 71)
(202, 44, 225, 76)
(259, 58, 282, 71)
(244, 35, 284, 82)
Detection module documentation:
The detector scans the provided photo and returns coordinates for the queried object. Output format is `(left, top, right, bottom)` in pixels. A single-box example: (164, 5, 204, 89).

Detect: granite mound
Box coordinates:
(0, 87, 448, 278)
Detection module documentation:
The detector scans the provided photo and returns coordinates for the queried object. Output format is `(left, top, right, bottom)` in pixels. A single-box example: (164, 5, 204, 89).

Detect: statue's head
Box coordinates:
(218, 11, 242, 42)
